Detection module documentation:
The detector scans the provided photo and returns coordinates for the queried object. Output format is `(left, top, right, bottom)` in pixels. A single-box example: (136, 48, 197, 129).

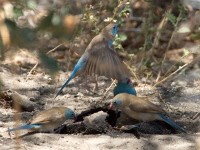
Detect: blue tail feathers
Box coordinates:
(55, 69, 77, 98)
(55, 54, 88, 98)
(7, 124, 41, 133)
(159, 114, 186, 133)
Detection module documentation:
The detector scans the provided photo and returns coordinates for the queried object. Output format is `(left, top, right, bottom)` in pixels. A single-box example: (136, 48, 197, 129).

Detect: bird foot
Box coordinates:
(113, 124, 141, 139)
(114, 124, 138, 131)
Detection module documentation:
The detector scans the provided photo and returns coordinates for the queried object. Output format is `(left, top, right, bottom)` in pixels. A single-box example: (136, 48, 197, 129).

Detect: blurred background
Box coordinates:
(0, 0, 200, 85)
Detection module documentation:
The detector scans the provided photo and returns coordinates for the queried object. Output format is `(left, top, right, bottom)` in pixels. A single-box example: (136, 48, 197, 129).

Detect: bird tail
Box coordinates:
(7, 124, 41, 133)
(159, 114, 186, 133)
(55, 54, 88, 98)
(55, 67, 78, 98)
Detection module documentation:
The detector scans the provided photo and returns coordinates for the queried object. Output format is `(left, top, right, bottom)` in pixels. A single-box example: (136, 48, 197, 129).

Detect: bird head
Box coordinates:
(65, 108, 76, 120)
(101, 23, 119, 39)
(111, 24, 119, 37)
(109, 98, 123, 110)
(118, 78, 132, 85)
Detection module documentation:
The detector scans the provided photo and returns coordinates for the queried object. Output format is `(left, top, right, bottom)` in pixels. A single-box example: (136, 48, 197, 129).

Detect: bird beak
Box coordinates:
(73, 114, 77, 121)
(108, 103, 114, 110)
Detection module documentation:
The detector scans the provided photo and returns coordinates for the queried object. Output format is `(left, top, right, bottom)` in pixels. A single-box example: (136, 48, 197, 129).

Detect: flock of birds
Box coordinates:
(7, 23, 186, 135)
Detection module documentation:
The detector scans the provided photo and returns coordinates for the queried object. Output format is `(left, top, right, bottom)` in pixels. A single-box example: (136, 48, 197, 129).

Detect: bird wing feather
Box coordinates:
(83, 34, 130, 80)
(128, 96, 165, 114)
(30, 107, 66, 124)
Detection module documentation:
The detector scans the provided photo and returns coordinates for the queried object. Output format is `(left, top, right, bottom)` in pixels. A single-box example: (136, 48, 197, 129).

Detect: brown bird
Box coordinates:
(109, 93, 186, 133)
(55, 23, 131, 98)
(7, 107, 76, 133)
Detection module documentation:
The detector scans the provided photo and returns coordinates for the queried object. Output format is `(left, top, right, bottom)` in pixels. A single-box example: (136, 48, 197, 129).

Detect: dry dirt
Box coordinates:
(0, 50, 200, 150)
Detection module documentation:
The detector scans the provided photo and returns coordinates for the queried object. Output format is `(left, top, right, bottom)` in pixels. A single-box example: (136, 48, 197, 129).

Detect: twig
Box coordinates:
(157, 4, 183, 82)
(112, 0, 129, 21)
(160, 10, 182, 67)
(102, 79, 116, 99)
(151, 10, 170, 82)
(127, 16, 144, 21)
(26, 63, 38, 80)
(150, 13, 169, 53)
(121, 28, 142, 33)
(151, 0, 176, 55)
(163, 52, 192, 77)
(154, 54, 200, 87)
(123, 61, 139, 82)
(26, 43, 64, 80)
(46, 43, 64, 55)
(145, 1, 169, 54)
(155, 71, 161, 83)
(153, 63, 189, 87)
(192, 112, 199, 120)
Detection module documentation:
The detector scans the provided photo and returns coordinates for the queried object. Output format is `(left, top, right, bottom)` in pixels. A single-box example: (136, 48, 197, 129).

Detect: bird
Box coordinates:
(7, 107, 76, 133)
(109, 93, 186, 133)
(113, 78, 137, 96)
(55, 23, 131, 98)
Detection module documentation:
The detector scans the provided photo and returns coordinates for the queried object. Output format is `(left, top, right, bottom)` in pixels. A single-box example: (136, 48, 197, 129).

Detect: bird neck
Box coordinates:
(117, 82, 132, 88)
(117, 99, 129, 110)
(118, 78, 132, 85)
(101, 31, 114, 41)
(108, 40, 113, 48)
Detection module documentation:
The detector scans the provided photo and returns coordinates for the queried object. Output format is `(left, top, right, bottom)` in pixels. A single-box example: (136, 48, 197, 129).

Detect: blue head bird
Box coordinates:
(113, 78, 137, 96)
(7, 107, 76, 134)
(55, 23, 130, 98)
(65, 108, 76, 120)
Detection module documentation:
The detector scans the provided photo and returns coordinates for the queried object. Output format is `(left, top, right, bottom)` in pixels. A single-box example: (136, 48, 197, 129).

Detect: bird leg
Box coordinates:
(92, 75, 98, 93)
(75, 76, 91, 94)
(112, 124, 141, 139)
(80, 75, 99, 95)
(54, 125, 65, 134)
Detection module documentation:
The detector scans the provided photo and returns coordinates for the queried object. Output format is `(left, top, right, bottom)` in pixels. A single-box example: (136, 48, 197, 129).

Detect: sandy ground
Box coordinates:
(1, 133, 199, 150)
(0, 51, 200, 150)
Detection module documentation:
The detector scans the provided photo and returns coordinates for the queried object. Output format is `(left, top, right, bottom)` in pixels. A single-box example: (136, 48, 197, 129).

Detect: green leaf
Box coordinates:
(166, 12, 177, 26)
(27, 0, 37, 9)
(13, 7, 23, 19)
(118, 34, 127, 42)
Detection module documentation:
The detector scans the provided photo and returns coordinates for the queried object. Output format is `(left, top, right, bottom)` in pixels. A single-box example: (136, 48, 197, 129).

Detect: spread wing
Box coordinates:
(30, 107, 66, 125)
(83, 34, 131, 80)
(128, 96, 165, 114)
